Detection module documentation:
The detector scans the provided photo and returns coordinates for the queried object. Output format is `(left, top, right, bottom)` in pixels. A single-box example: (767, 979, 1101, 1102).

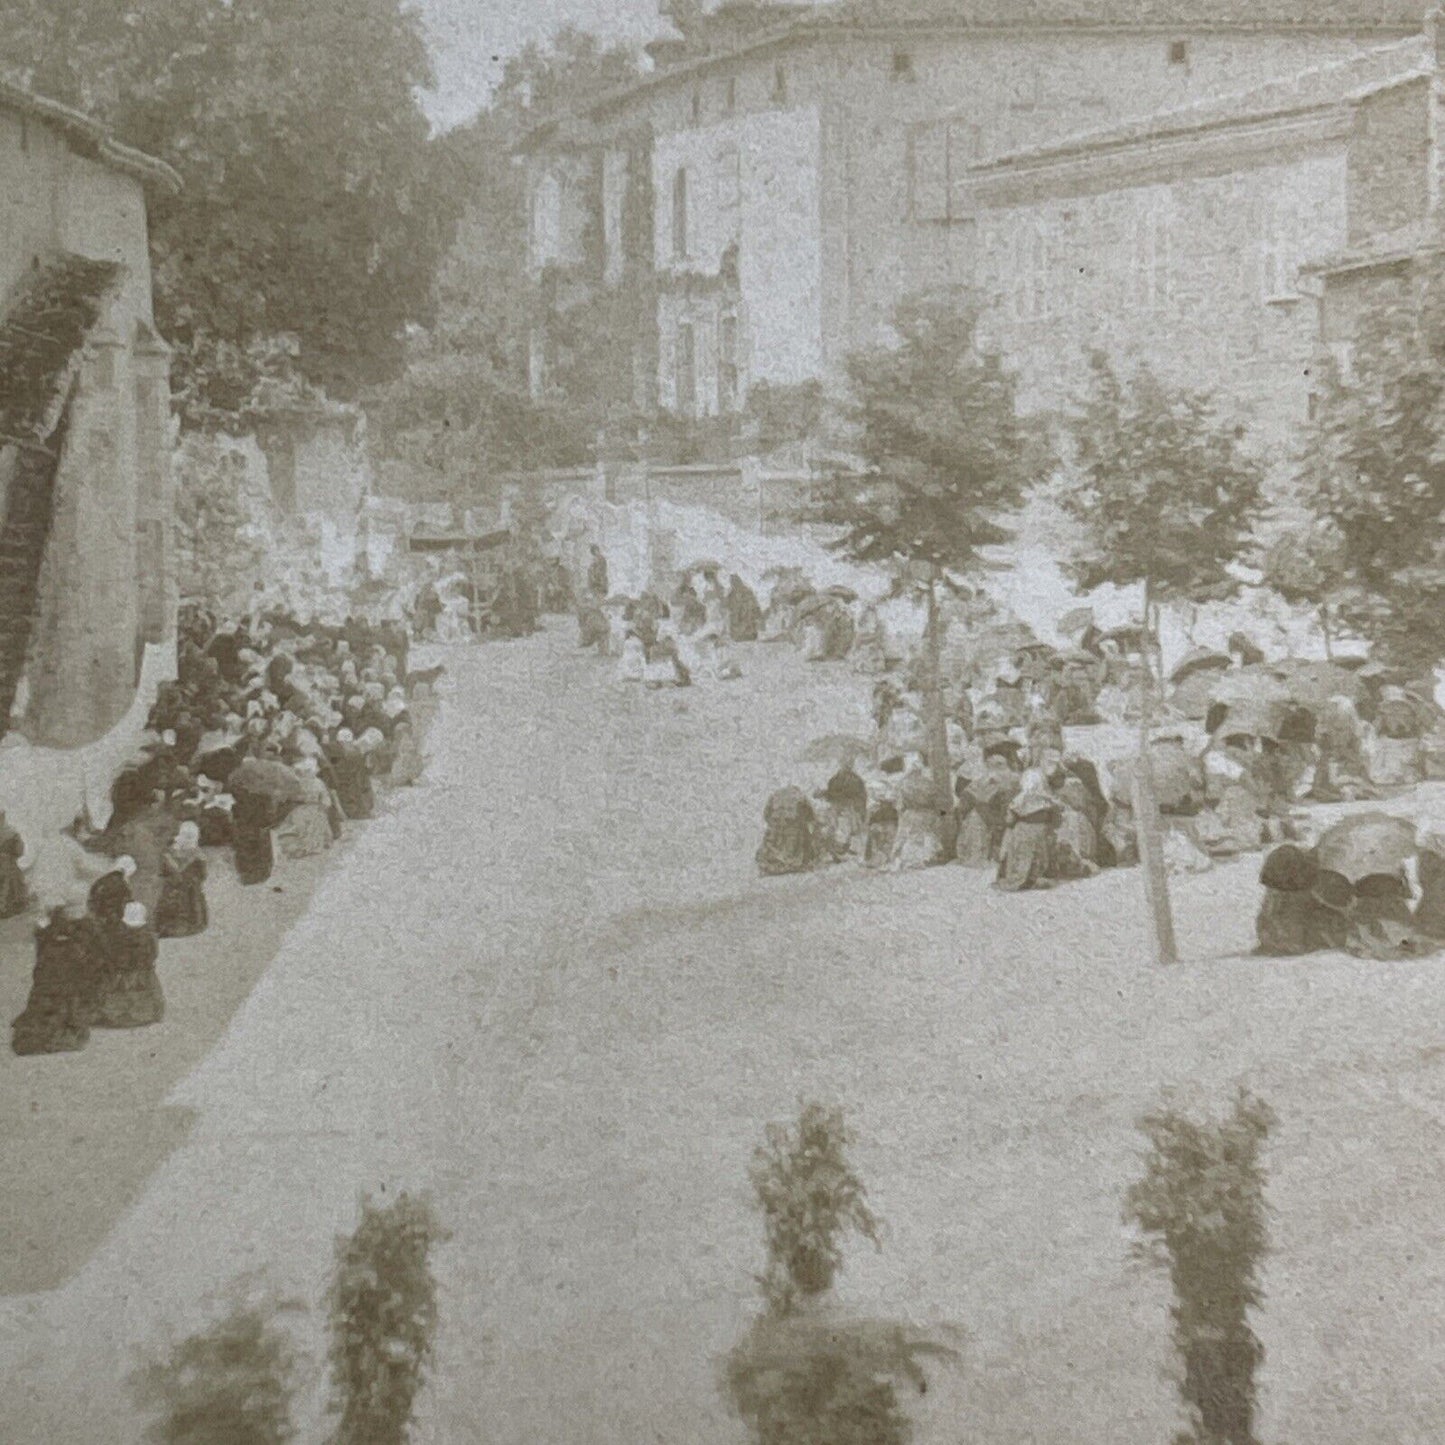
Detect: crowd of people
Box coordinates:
(10, 603, 436, 1056)
(747, 586, 1445, 959)
(577, 560, 766, 688)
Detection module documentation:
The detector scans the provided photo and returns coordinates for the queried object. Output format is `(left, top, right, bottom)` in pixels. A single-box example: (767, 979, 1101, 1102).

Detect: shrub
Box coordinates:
(129, 1287, 304, 1445)
(1125, 1089, 1275, 1445)
(749, 1101, 881, 1314)
(326, 1191, 450, 1445)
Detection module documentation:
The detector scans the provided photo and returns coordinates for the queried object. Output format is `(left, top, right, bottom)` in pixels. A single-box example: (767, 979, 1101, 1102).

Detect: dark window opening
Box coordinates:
(676, 324, 696, 417)
(1169, 39, 1189, 65)
(725, 76, 737, 112)
(691, 89, 702, 122)
(892, 49, 915, 80)
(773, 64, 788, 102)
(672, 167, 688, 259)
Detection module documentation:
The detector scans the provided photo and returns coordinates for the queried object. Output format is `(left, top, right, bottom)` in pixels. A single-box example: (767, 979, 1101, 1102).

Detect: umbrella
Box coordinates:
(229, 757, 306, 806)
(1316, 812, 1417, 883)
(1268, 658, 1367, 710)
(794, 593, 846, 623)
(800, 734, 874, 766)
(1170, 648, 1232, 685)
(1057, 606, 1095, 638)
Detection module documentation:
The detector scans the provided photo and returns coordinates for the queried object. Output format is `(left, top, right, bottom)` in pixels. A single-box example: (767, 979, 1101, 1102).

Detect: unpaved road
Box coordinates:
(4, 626, 1445, 1444)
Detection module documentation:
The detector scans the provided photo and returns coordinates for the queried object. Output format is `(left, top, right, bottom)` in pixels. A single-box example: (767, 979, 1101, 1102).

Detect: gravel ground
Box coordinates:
(2, 625, 1445, 1444)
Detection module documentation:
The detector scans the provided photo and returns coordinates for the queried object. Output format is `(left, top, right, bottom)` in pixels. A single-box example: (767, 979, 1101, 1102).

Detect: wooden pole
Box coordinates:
(1133, 586, 1179, 965)
(923, 568, 956, 860)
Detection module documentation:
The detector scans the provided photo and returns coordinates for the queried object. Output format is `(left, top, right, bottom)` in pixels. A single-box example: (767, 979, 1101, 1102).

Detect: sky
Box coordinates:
(417, 0, 666, 130)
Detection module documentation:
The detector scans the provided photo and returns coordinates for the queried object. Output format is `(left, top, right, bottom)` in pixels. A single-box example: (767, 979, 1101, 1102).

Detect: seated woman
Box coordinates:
(863, 801, 899, 869)
(890, 760, 948, 870)
(1254, 844, 1329, 956)
(389, 717, 426, 788)
(955, 744, 1022, 868)
(275, 757, 334, 859)
(328, 729, 375, 821)
(1348, 870, 1430, 961)
(11, 900, 92, 1055)
(815, 765, 868, 861)
(155, 821, 209, 939)
(757, 787, 820, 877)
(995, 792, 1061, 892)
(0, 810, 28, 919)
(90, 900, 165, 1030)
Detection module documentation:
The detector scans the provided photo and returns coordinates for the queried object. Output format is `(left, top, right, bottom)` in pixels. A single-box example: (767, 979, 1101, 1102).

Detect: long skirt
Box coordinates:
(276, 803, 332, 860)
(233, 825, 275, 885)
(890, 807, 943, 870)
(11, 917, 91, 1054)
(156, 863, 209, 938)
(995, 821, 1053, 892)
(0, 856, 28, 919)
(90, 926, 165, 1029)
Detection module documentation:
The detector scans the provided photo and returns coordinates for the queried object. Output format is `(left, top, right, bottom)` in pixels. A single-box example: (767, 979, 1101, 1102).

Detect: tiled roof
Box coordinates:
(518, 0, 1424, 148)
(966, 33, 1430, 172)
(0, 77, 180, 194)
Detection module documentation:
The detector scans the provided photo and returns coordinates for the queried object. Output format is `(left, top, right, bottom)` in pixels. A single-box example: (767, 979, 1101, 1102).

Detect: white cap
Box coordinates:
(123, 901, 147, 928)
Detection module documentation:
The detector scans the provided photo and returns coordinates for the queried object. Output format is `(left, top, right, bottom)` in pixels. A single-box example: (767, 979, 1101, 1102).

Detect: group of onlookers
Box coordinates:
(9, 604, 436, 1055)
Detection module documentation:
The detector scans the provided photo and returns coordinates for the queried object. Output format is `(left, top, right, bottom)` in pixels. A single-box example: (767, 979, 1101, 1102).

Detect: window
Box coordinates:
(891, 49, 915, 81)
(772, 64, 788, 102)
(1011, 226, 1050, 321)
(691, 89, 702, 123)
(1169, 39, 1189, 66)
(676, 323, 697, 416)
(1134, 200, 1172, 309)
(718, 314, 739, 413)
(671, 167, 688, 260)
(1260, 199, 1296, 300)
(909, 121, 981, 223)
(532, 172, 562, 265)
(724, 76, 737, 113)
(716, 146, 742, 222)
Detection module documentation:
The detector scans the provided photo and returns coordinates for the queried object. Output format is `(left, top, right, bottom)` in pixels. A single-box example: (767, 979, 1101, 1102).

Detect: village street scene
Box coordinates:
(2, 1, 1445, 1443)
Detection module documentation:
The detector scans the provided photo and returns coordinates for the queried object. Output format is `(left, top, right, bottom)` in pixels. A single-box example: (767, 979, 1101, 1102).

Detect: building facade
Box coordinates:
(0, 80, 179, 833)
(519, 0, 1423, 429)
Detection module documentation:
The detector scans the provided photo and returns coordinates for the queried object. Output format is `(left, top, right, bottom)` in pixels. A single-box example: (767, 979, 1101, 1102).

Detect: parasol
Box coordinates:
(228, 757, 307, 805)
(794, 593, 846, 623)
(800, 734, 874, 766)
(1170, 648, 1232, 685)
(1316, 812, 1417, 884)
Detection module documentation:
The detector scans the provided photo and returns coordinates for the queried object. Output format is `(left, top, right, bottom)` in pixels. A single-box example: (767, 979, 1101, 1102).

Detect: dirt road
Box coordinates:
(4, 627, 1445, 1443)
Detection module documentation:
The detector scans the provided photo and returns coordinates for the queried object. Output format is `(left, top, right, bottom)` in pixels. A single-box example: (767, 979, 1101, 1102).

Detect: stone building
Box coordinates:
(0, 79, 179, 832)
(517, 0, 1422, 422)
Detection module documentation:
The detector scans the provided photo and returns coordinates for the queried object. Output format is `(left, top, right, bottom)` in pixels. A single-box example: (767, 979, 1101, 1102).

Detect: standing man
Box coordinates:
(588, 543, 609, 600)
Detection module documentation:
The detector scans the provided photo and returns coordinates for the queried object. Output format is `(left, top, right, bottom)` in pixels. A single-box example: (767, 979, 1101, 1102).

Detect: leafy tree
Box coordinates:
(1126, 1090, 1275, 1445)
(1298, 270, 1445, 673)
(1061, 354, 1266, 964)
(173, 436, 268, 614)
(326, 1191, 449, 1445)
(129, 1286, 304, 1445)
(1260, 520, 1351, 661)
(749, 1101, 881, 1314)
(815, 290, 1036, 833)
(725, 1103, 955, 1445)
(1062, 353, 1266, 634)
(0, 0, 454, 418)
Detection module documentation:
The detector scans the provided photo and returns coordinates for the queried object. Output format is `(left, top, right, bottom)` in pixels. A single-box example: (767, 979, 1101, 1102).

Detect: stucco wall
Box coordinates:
(1345, 76, 1431, 243)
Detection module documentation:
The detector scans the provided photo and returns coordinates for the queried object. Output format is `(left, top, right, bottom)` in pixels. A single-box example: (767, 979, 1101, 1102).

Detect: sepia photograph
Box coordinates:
(1, 0, 1444, 1441)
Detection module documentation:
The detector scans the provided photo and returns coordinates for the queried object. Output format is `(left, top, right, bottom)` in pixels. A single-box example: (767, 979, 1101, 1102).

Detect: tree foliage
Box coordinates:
(1260, 519, 1352, 658)
(173, 436, 268, 614)
(129, 1287, 304, 1445)
(1062, 353, 1266, 610)
(817, 290, 1032, 573)
(326, 1191, 450, 1445)
(749, 1101, 881, 1315)
(0, 0, 454, 418)
(1125, 1090, 1275, 1445)
(1297, 271, 1445, 671)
